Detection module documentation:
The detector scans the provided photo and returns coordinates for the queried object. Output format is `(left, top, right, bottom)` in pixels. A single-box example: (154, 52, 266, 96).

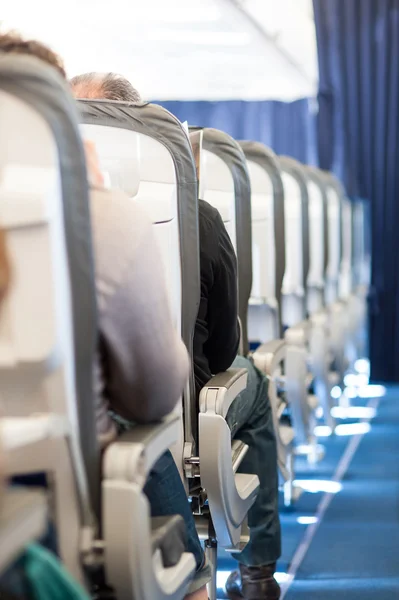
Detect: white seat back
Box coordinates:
(79, 122, 182, 335)
(79, 101, 199, 599)
(302, 166, 328, 315)
(202, 147, 237, 251)
(239, 142, 285, 344)
(353, 200, 371, 290)
(79, 100, 200, 461)
(0, 55, 98, 581)
(323, 175, 343, 306)
(340, 196, 353, 300)
(195, 128, 252, 355)
(279, 157, 309, 328)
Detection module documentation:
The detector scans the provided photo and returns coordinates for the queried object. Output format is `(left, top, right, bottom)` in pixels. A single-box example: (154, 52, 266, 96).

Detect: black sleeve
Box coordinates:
(204, 210, 240, 373)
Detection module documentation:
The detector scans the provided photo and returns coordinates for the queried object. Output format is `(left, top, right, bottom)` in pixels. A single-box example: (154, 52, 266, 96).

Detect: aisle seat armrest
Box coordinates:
(151, 515, 186, 568)
(199, 368, 248, 418)
(103, 413, 180, 486)
(285, 321, 309, 346)
(252, 340, 285, 374)
(199, 368, 259, 548)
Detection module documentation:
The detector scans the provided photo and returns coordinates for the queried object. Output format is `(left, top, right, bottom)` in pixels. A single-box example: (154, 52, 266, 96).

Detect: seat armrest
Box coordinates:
(103, 413, 180, 486)
(0, 488, 47, 574)
(151, 515, 186, 568)
(285, 321, 309, 345)
(252, 340, 285, 375)
(1, 415, 69, 453)
(199, 368, 248, 418)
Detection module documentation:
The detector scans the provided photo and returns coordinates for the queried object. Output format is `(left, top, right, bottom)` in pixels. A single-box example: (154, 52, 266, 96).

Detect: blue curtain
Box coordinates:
(313, 0, 399, 382)
(153, 99, 317, 165)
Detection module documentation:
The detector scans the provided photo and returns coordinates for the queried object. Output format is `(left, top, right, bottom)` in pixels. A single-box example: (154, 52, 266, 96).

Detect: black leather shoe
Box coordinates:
(225, 563, 281, 599)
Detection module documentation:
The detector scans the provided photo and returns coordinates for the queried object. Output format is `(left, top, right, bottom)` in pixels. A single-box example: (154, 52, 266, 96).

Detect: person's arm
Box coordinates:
(94, 191, 189, 424)
(204, 210, 240, 373)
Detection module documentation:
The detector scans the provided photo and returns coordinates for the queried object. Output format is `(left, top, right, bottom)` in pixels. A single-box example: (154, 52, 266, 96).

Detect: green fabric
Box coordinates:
(24, 544, 90, 600)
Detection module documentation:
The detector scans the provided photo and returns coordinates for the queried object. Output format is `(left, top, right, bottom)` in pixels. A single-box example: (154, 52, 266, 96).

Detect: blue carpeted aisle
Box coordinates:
(284, 386, 399, 599)
(216, 386, 399, 599)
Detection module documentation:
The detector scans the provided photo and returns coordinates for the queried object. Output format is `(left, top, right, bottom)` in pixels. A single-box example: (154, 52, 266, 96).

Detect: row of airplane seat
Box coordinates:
(0, 34, 369, 600)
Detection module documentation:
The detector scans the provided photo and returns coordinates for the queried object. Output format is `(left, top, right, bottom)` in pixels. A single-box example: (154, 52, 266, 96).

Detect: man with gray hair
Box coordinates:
(70, 72, 141, 103)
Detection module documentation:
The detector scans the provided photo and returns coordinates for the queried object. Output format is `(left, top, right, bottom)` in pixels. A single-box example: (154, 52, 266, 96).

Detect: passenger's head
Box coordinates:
(0, 31, 66, 78)
(70, 72, 141, 103)
(0, 31, 104, 187)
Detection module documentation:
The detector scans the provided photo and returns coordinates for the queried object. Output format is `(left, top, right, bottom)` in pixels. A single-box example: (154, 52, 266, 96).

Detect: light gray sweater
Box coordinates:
(90, 187, 189, 446)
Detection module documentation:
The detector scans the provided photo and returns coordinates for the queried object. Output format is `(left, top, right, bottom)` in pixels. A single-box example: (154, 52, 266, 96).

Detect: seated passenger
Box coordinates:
(0, 33, 208, 600)
(72, 73, 282, 600)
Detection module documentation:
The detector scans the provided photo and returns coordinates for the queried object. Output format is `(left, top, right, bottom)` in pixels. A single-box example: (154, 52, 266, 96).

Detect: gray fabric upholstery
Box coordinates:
(0, 55, 100, 519)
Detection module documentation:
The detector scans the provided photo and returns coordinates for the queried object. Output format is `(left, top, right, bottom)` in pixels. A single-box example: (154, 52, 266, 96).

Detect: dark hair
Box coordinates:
(70, 72, 141, 103)
(0, 31, 66, 77)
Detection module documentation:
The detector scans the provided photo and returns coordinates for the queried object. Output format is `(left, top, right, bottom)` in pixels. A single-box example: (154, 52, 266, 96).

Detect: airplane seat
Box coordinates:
(0, 55, 98, 584)
(346, 199, 369, 368)
(0, 57, 194, 600)
(300, 165, 336, 430)
(322, 173, 351, 387)
(186, 127, 260, 572)
(80, 106, 257, 600)
(351, 200, 370, 363)
(278, 157, 324, 463)
(238, 141, 296, 503)
(79, 99, 199, 600)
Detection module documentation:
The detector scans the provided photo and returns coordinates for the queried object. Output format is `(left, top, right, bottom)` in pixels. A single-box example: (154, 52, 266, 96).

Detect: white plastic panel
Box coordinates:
(247, 160, 276, 301)
(202, 149, 237, 252)
(353, 203, 370, 287)
(145, 219, 181, 335)
(307, 180, 324, 289)
(80, 124, 140, 197)
(0, 91, 78, 432)
(339, 198, 352, 299)
(325, 186, 341, 304)
(79, 125, 181, 335)
(281, 172, 303, 296)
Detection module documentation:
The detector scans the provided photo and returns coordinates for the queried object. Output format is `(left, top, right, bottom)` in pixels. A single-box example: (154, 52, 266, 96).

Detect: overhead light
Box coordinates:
(81, 6, 222, 25)
(152, 8, 222, 23)
(148, 30, 251, 46)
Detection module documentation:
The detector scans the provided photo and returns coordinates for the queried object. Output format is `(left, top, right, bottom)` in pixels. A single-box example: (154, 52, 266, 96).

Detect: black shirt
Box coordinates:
(194, 199, 240, 396)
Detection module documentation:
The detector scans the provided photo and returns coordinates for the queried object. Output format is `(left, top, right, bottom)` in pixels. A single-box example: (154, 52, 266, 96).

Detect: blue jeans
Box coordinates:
(144, 355, 281, 589)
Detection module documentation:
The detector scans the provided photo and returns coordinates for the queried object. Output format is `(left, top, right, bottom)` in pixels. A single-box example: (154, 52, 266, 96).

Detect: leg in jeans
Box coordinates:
(144, 450, 212, 595)
(226, 355, 281, 567)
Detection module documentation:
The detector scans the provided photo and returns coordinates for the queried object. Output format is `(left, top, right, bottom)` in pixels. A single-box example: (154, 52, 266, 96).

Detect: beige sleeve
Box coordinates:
(92, 189, 189, 424)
